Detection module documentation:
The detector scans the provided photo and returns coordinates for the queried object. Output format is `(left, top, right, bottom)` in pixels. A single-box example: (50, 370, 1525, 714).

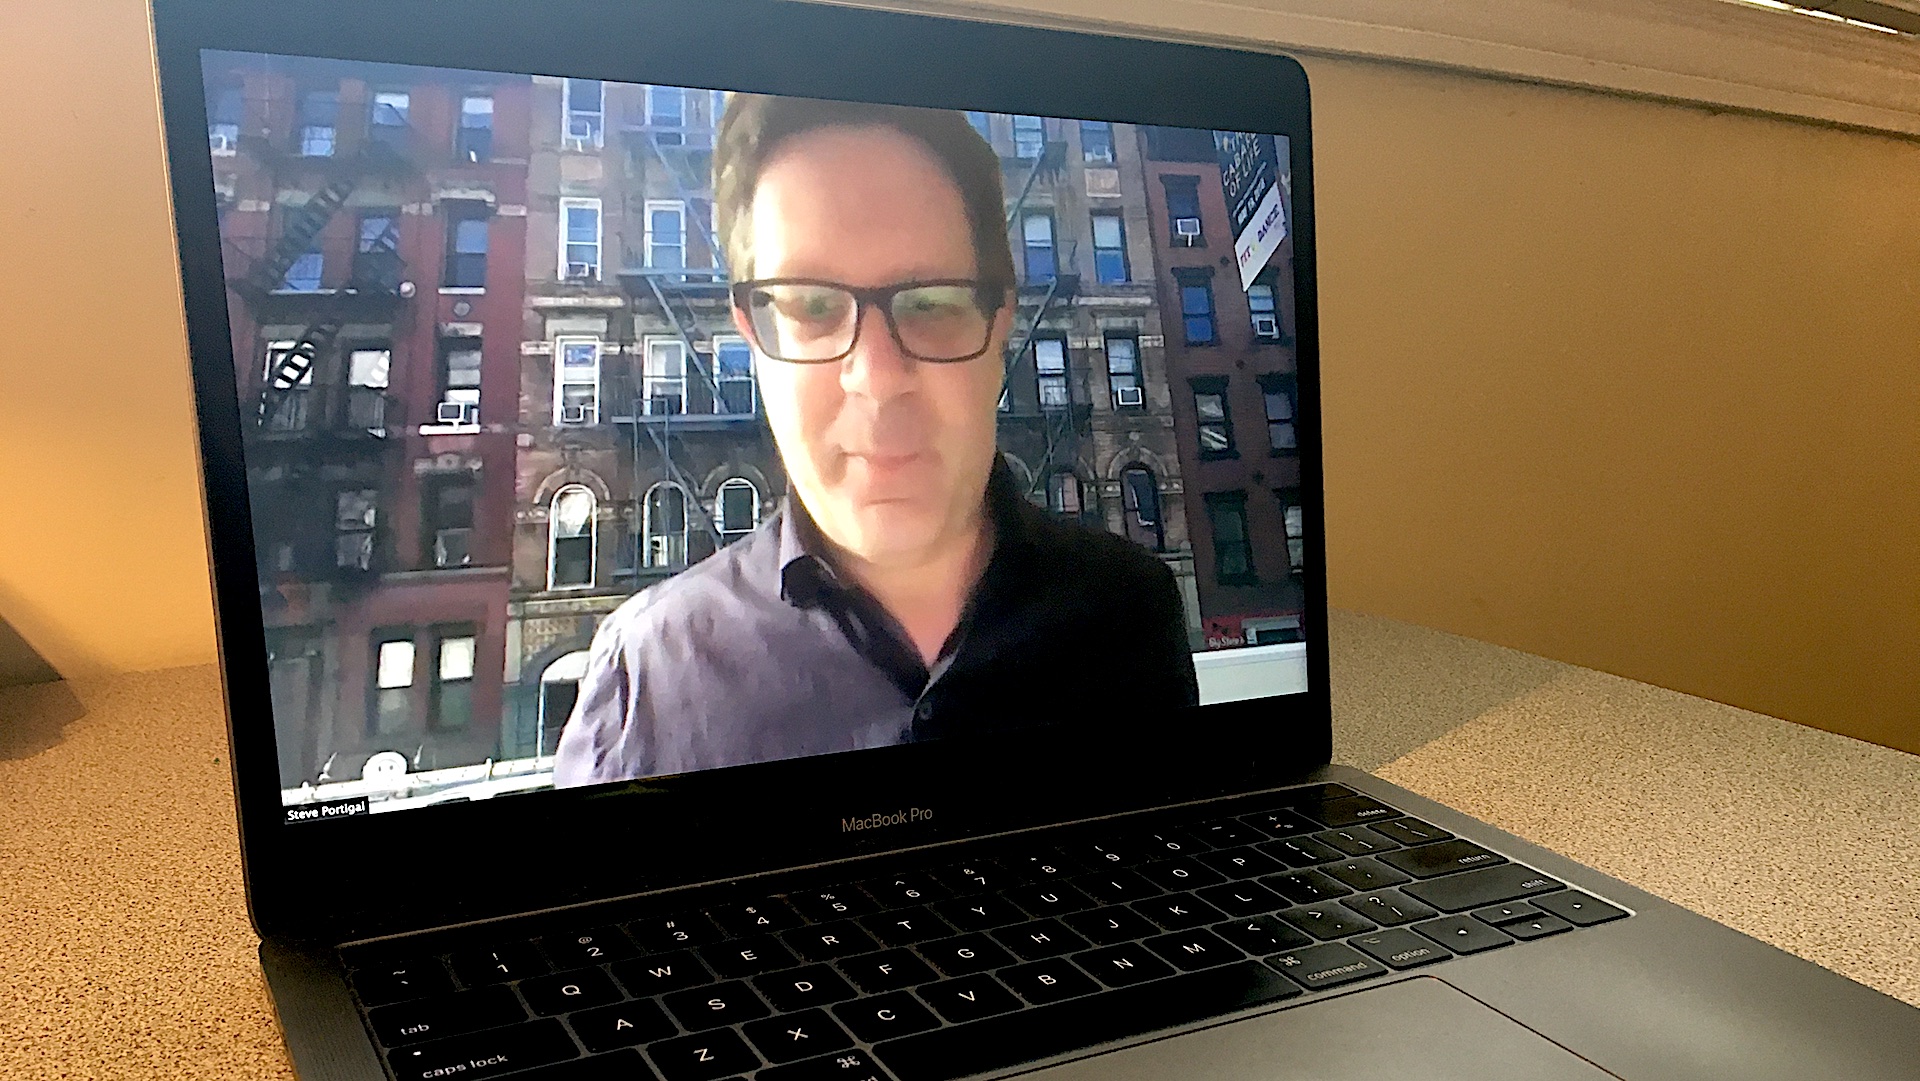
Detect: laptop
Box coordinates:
(151, 0, 1920, 1077)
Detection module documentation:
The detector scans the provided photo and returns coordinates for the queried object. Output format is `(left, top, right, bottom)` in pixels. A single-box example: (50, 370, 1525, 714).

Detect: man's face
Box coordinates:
(740, 125, 1009, 567)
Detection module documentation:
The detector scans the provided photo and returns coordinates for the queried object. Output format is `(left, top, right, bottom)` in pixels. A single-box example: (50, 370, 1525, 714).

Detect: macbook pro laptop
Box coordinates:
(151, 0, 1920, 1077)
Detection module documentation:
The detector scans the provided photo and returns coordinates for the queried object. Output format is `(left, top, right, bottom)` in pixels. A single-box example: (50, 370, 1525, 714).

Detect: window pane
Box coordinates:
(1035, 339, 1066, 374)
(1080, 120, 1114, 162)
(553, 489, 593, 538)
(567, 205, 598, 242)
(966, 111, 992, 138)
(1164, 177, 1200, 217)
(455, 218, 489, 254)
(1200, 425, 1231, 452)
(348, 349, 391, 388)
(376, 640, 415, 689)
(1185, 315, 1215, 344)
(1264, 391, 1294, 421)
(1269, 422, 1297, 450)
(282, 251, 322, 290)
(1195, 392, 1225, 421)
(647, 341, 684, 378)
(720, 482, 756, 533)
(461, 95, 493, 126)
(1106, 338, 1137, 375)
(1023, 214, 1053, 244)
(438, 636, 475, 681)
(1181, 285, 1212, 315)
(561, 341, 598, 372)
(1249, 284, 1276, 314)
(446, 348, 482, 387)
(1091, 214, 1124, 249)
(1123, 468, 1159, 526)
(568, 78, 602, 112)
(649, 85, 685, 125)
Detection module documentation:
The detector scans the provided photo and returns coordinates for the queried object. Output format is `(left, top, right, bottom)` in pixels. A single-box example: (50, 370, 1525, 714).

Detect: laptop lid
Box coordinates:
(152, 0, 1329, 943)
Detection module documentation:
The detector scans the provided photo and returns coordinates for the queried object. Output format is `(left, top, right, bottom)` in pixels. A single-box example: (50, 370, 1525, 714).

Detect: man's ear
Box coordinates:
(730, 304, 756, 348)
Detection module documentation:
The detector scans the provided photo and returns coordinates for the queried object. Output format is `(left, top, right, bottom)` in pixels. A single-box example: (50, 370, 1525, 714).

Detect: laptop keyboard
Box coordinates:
(343, 784, 1629, 1081)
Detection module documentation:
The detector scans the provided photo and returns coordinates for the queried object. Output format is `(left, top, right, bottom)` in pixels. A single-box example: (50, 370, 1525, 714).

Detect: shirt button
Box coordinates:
(914, 700, 934, 722)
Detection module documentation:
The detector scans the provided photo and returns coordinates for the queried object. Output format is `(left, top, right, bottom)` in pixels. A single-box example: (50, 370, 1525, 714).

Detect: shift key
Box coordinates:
(1401, 865, 1564, 913)
(387, 1017, 579, 1081)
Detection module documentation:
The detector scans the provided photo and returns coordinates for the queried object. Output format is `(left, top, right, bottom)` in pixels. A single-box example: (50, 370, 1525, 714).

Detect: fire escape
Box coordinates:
(999, 134, 1085, 506)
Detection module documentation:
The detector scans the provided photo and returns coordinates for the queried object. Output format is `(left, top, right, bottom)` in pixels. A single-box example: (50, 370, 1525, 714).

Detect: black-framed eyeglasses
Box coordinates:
(730, 278, 1010, 364)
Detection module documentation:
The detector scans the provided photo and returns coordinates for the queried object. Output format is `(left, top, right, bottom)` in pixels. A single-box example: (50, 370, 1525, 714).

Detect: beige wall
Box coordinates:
(1, 1, 1914, 752)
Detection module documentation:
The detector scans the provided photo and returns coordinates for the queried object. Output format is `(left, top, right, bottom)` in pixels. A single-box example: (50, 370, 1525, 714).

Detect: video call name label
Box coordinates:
(285, 797, 370, 824)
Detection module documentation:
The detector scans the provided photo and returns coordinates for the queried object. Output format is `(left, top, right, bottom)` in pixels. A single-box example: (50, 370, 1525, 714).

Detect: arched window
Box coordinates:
(535, 650, 590, 758)
(644, 482, 689, 568)
(715, 478, 760, 540)
(1121, 465, 1164, 551)
(1047, 471, 1082, 517)
(548, 485, 595, 589)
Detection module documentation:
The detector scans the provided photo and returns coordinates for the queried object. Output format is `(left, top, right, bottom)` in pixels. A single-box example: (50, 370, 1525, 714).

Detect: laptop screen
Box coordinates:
(199, 50, 1306, 824)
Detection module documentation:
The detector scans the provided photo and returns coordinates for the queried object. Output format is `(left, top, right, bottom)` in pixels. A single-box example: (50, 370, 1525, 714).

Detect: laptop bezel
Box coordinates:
(151, 0, 1329, 943)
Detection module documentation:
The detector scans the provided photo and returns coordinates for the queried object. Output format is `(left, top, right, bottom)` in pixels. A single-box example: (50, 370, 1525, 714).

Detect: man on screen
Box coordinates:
(553, 95, 1197, 787)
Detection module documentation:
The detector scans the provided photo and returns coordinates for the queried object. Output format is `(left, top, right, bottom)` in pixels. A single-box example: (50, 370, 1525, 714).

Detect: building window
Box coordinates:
(1250, 278, 1281, 341)
(646, 200, 685, 272)
(1261, 375, 1297, 451)
(280, 248, 323, 292)
(297, 89, 337, 156)
(443, 204, 489, 289)
(563, 77, 603, 148)
(368, 90, 409, 150)
(424, 477, 475, 568)
(457, 93, 493, 162)
(1106, 337, 1142, 408)
(1205, 491, 1255, 585)
(716, 478, 759, 539)
(346, 346, 392, 431)
(714, 335, 755, 415)
(561, 198, 601, 280)
(436, 339, 481, 425)
(430, 630, 475, 730)
(1192, 377, 1235, 459)
(1163, 175, 1202, 244)
(555, 337, 599, 425)
(1047, 472, 1084, 517)
(207, 82, 242, 154)
(1120, 466, 1163, 550)
(1034, 339, 1069, 411)
(1276, 488, 1306, 573)
(371, 635, 414, 735)
(1013, 114, 1046, 159)
(261, 340, 311, 430)
(1022, 212, 1056, 282)
(1091, 213, 1128, 284)
(335, 489, 377, 570)
(1177, 273, 1217, 345)
(644, 483, 689, 568)
(549, 485, 595, 589)
(966, 111, 992, 140)
(354, 211, 399, 286)
(647, 85, 685, 143)
(644, 338, 686, 416)
(1080, 120, 1115, 164)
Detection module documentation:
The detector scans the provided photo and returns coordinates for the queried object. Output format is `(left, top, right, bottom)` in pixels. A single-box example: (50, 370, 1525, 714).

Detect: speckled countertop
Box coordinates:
(2, 611, 1915, 1079)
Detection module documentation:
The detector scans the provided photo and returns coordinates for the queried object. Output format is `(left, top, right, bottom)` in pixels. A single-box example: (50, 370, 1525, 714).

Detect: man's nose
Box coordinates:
(839, 301, 915, 402)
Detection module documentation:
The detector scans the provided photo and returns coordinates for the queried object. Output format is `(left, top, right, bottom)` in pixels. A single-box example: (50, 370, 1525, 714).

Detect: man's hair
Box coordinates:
(713, 94, 1016, 290)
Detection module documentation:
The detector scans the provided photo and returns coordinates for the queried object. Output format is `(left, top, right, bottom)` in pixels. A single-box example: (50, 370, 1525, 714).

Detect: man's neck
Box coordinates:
(834, 511, 994, 667)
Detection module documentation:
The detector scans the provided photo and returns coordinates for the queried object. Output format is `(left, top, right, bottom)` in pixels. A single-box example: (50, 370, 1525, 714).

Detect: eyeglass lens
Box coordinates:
(742, 283, 992, 362)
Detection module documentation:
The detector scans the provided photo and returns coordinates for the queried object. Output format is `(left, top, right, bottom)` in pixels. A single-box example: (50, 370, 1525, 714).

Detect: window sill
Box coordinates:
(418, 423, 482, 435)
(439, 287, 487, 296)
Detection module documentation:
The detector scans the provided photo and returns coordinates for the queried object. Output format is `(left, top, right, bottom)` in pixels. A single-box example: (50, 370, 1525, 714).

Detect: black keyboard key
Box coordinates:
(786, 889, 877, 923)
(743, 1009, 856, 1064)
(449, 943, 549, 988)
(997, 957, 1099, 1005)
(929, 895, 1024, 933)
(1007, 882, 1094, 918)
(662, 980, 771, 1030)
(1180, 819, 1261, 849)
(1316, 826, 1401, 856)
(930, 858, 1015, 895)
(992, 918, 1087, 961)
(647, 1028, 761, 1081)
(612, 951, 712, 996)
(859, 907, 955, 947)
(710, 898, 802, 937)
(1072, 837, 1147, 868)
(1349, 928, 1452, 969)
(1198, 846, 1283, 880)
(784, 920, 880, 962)
(1261, 870, 1351, 905)
(1265, 942, 1388, 990)
(1321, 857, 1411, 891)
(917, 933, 1014, 977)
(1380, 840, 1508, 879)
(1073, 942, 1175, 987)
(1213, 915, 1312, 956)
(386, 1017, 578, 1081)
(1413, 915, 1513, 953)
(627, 913, 721, 952)
(1370, 816, 1451, 846)
(758, 1048, 893, 1081)
(542, 927, 637, 968)
(514, 1049, 657, 1080)
(1296, 794, 1399, 828)
(1195, 880, 1283, 917)
(862, 873, 949, 908)
(835, 990, 940, 1042)
(1339, 889, 1438, 926)
(1132, 892, 1224, 931)
(1401, 864, 1564, 912)
(1471, 901, 1546, 925)
(1504, 914, 1575, 940)
(368, 985, 526, 1046)
(1258, 837, 1344, 867)
(1071, 870, 1156, 905)
(1137, 858, 1225, 892)
(1532, 890, 1629, 927)
(1278, 902, 1376, 941)
(839, 948, 937, 993)
(1240, 807, 1319, 838)
(754, 963, 859, 1012)
(917, 972, 1022, 1023)
(699, 934, 797, 979)
(565, 998, 675, 1053)
(353, 957, 455, 1006)
(1140, 832, 1204, 858)
(1062, 905, 1157, 946)
(1001, 849, 1085, 881)
(873, 961, 1299, 1081)
(520, 967, 623, 1016)
(1144, 928, 1242, 971)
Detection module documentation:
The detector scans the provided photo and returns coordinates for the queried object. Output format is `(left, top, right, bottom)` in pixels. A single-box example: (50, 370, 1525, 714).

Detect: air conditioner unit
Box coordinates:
(1252, 315, 1280, 339)
(1115, 385, 1144, 407)
(1174, 217, 1202, 241)
(566, 262, 598, 281)
(562, 405, 590, 424)
(208, 129, 238, 154)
